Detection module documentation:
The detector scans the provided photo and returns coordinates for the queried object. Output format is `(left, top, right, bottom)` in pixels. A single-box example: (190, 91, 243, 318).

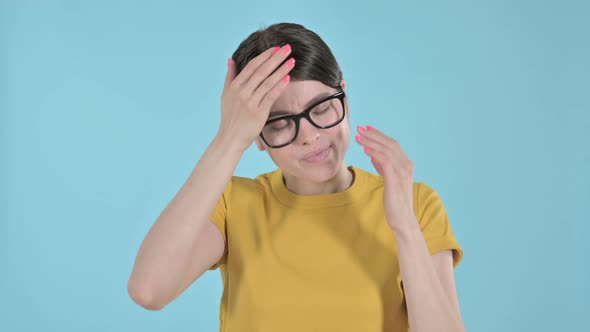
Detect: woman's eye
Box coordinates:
(270, 120, 291, 130)
(312, 105, 330, 114)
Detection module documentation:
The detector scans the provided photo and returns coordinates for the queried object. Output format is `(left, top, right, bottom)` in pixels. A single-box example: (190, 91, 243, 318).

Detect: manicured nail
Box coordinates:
(286, 58, 295, 68)
(364, 146, 371, 153)
(282, 74, 291, 82)
(367, 125, 375, 131)
(281, 44, 292, 54)
(355, 135, 362, 142)
(227, 57, 233, 67)
(357, 125, 366, 133)
(271, 46, 280, 54)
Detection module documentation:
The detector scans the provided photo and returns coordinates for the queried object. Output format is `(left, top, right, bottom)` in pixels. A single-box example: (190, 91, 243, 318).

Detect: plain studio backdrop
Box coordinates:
(1, 1, 588, 331)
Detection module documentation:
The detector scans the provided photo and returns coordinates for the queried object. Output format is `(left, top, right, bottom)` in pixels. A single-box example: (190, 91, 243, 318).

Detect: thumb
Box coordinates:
(224, 57, 237, 90)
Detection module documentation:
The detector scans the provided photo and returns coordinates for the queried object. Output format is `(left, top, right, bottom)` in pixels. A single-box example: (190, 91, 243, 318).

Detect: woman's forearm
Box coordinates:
(393, 219, 465, 332)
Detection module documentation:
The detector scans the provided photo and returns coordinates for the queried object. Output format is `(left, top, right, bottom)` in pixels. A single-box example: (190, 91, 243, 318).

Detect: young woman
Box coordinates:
(128, 22, 465, 332)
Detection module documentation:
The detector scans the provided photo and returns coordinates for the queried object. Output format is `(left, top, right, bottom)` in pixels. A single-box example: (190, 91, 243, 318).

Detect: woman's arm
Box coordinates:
(127, 45, 295, 311)
(353, 126, 464, 331)
(127, 135, 243, 310)
(394, 223, 465, 332)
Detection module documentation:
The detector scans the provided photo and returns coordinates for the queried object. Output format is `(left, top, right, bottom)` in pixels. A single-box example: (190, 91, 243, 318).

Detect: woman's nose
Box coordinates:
(297, 117, 321, 145)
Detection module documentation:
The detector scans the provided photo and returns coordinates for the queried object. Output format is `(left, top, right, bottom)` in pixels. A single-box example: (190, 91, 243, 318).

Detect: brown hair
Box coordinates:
(231, 22, 343, 89)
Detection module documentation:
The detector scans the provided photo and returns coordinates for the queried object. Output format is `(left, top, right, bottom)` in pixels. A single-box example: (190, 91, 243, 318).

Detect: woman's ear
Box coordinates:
(255, 137, 265, 151)
(340, 79, 349, 115)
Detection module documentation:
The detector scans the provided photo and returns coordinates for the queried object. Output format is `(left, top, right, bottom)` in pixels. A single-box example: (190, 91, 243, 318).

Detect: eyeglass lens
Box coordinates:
(261, 97, 344, 147)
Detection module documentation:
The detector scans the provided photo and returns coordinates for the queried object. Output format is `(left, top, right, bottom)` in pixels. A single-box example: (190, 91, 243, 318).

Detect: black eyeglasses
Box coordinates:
(260, 90, 347, 148)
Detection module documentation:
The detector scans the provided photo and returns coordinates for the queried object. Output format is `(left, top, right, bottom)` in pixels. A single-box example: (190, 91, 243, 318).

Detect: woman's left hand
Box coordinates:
(355, 125, 416, 233)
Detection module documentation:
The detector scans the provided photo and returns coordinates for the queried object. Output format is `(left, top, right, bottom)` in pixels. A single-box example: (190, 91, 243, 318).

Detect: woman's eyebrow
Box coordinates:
(268, 92, 332, 118)
(268, 110, 292, 118)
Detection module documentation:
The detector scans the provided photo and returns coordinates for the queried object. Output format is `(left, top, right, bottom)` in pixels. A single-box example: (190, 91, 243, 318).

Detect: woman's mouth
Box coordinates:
(302, 145, 332, 162)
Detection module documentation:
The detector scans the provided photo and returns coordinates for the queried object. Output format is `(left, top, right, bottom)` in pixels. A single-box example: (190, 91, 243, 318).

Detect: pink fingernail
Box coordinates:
(367, 125, 375, 131)
(355, 135, 362, 142)
(271, 46, 280, 54)
(364, 146, 371, 153)
(227, 57, 233, 67)
(286, 58, 295, 68)
(357, 125, 366, 133)
(282, 74, 291, 82)
(281, 44, 292, 54)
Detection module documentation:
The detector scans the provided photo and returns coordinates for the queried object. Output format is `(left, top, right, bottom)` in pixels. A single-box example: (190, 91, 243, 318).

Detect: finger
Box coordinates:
(258, 74, 291, 113)
(358, 125, 408, 162)
(224, 57, 237, 91)
(251, 57, 295, 108)
(356, 127, 413, 174)
(231, 46, 280, 89)
(361, 144, 391, 176)
(357, 125, 396, 148)
(355, 126, 389, 151)
(364, 146, 387, 163)
(355, 134, 389, 155)
(355, 130, 407, 169)
(241, 44, 292, 98)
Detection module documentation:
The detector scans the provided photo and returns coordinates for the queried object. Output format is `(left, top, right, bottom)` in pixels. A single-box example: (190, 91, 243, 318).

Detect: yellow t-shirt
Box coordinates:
(208, 165, 463, 332)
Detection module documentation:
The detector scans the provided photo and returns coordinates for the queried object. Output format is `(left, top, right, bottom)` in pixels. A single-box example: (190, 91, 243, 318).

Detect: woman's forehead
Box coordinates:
(271, 80, 335, 112)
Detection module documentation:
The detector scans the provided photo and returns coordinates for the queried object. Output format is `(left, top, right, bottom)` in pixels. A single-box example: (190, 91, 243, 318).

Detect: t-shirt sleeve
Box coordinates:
(416, 182, 464, 268)
(208, 179, 232, 270)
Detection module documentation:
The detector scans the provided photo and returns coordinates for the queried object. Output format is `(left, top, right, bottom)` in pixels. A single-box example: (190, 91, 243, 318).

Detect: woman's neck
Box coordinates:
(283, 165, 355, 195)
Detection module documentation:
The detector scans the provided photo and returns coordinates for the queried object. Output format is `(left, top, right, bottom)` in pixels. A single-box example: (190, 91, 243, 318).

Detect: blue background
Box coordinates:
(1, 1, 588, 331)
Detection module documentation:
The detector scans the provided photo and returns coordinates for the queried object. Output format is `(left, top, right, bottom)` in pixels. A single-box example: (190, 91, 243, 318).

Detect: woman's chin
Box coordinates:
(298, 161, 343, 183)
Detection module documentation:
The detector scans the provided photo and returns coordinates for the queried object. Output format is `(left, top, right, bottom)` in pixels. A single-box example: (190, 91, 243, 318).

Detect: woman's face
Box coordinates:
(255, 79, 350, 183)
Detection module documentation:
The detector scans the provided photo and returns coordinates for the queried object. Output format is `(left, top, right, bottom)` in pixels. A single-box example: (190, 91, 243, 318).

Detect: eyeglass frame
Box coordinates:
(259, 90, 347, 149)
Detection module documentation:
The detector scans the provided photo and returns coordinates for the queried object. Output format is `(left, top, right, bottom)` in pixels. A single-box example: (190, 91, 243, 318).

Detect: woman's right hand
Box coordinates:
(216, 44, 295, 153)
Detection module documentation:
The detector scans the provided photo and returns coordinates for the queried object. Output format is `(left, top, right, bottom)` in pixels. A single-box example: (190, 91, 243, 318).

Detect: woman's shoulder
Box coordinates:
(224, 169, 278, 196)
(351, 165, 426, 194)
